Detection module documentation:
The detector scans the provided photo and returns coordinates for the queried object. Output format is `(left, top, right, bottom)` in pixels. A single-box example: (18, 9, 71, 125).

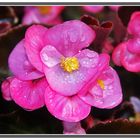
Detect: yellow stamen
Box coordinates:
(60, 57, 79, 73)
(97, 80, 105, 90)
(37, 6, 52, 15)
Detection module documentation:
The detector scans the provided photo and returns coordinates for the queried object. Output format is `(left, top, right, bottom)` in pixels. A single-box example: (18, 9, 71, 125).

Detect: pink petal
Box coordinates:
(63, 121, 86, 134)
(109, 6, 120, 11)
(1, 77, 14, 101)
(40, 45, 62, 68)
(121, 42, 140, 72)
(22, 9, 41, 25)
(127, 12, 140, 37)
(77, 49, 99, 68)
(127, 38, 140, 54)
(10, 77, 48, 110)
(112, 43, 124, 66)
(45, 20, 96, 57)
(78, 53, 110, 96)
(45, 86, 91, 122)
(83, 6, 104, 13)
(9, 39, 44, 80)
(44, 49, 100, 96)
(79, 67, 122, 109)
(25, 25, 48, 72)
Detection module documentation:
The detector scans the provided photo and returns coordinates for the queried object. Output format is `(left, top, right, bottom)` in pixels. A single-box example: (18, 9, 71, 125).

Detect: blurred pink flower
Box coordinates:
(83, 6, 104, 13)
(22, 6, 64, 25)
(83, 6, 120, 13)
(112, 12, 140, 72)
(1, 20, 122, 123)
(109, 6, 120, 11)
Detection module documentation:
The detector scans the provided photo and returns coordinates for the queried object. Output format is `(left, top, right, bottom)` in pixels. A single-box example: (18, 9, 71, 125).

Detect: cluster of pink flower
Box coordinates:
(112, 12, 140, 72)
(1, 5, 129, 134)
(1, 19, 122, 133)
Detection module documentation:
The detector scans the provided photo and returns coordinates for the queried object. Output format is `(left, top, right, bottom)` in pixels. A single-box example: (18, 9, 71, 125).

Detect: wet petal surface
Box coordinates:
(121, 42, 140, 72)
(9, 39, 44, 80)
(40, 45, 62, 68)
(25, 25, 48, 72)
(10, 77, 48, 110)
(44, 49, 100, 96)
(45, 86, 91, 122)
(45, 20, 96, 57)
(79, 67, 122, 109)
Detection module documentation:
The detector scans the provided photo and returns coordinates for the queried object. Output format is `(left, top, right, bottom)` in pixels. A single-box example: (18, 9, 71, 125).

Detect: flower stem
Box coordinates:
(62, 121, 86, 134)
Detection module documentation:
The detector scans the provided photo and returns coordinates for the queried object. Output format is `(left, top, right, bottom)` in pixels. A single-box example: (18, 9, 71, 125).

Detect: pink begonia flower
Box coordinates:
(1, 20, 122, 134)
(83, 6, 121, 13)
(112, 12, 140, 72)
(22, 6, 64, 25)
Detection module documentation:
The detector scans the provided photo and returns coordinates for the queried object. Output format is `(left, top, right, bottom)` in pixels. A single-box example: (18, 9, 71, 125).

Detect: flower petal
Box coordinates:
(40, 45, 62, 68)
(45, 20, 96, 57)
(45, 86, 91, 122)
(44, 49, 100, 96)
(109, 6, 120, 11)
(25, 25, 48, 72)
(112, 43, 124, 66)
(127, 38, 140, 54)
(63, 121, 86, 134)
(83, 6, 104, 13)
(127, 12, 140, 37)
(10, 77, 48, 110)
(78, 53, 110, 96)
(121, 42, 140, 72)
(77, 49, 99, 68)
(1, 77, 13, 101)
(79, 67, 122, 109)
(22, 9, 41, 25)
(9, 39, 44, 80)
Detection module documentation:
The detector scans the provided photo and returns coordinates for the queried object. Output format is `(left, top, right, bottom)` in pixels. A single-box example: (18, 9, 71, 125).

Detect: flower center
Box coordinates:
(37, 6, 52, 15)
(97, 80, 105, 90)
(60, 57, 79, 73)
